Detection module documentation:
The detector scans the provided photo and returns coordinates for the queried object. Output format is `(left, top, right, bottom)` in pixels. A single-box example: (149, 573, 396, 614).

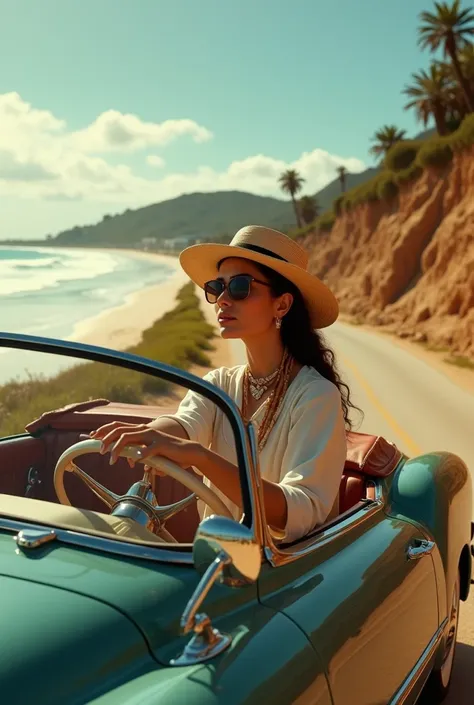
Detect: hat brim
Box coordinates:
(179, 242, 339, 329)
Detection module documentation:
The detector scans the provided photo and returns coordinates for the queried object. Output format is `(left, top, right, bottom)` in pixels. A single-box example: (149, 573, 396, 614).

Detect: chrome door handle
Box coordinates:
(407, 539, 435, 560)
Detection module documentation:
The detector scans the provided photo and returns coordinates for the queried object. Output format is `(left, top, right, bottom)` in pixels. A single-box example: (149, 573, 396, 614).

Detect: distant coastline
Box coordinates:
(67, 248, 188, 350)
(0, 246, 188, 383)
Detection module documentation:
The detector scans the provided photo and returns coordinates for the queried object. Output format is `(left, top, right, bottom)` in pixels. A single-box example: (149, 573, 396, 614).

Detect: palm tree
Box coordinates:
(278, 169, 305, 227)
(459, 41, 474, 82)
(418, 0, 474, 113)
(437, 45, 474, 125)
(369, 125, 407, 161)
(457, 42, 474, 106)
(402, 62, 454, 135)
(299, 195, 320, 225)
(336, 165, 348, 192)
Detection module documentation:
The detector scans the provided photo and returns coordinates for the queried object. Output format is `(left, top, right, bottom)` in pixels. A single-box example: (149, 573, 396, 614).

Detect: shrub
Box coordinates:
(287, 223, 315, 240)
(394, 163, 423, 186)
(449, 114, 474, 152)
(376, 174, 399, 201)
(416, 138, 453, 169)
(384, 140, 423, 171)
(316, 210, 336, 232)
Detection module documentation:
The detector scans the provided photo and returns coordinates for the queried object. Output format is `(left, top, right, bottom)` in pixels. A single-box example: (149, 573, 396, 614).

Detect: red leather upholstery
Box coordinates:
(338, 432, 403, 513)
(339, 471, 366, 513)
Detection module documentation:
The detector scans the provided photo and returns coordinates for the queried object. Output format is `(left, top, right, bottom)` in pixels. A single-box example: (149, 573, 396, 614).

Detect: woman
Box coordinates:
(91, 225, 360, 543)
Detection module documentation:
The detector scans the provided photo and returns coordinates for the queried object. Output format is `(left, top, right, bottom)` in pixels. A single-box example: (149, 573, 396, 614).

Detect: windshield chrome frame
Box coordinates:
(0, 331, 265, 555)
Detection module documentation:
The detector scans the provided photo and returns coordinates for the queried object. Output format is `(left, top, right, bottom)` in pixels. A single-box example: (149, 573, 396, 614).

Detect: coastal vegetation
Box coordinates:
(286, 0, 474, 236)
(0, 283, 215, 437)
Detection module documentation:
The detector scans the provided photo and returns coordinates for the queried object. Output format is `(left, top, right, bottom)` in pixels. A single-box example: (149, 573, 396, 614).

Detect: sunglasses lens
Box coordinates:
(229, 275, 251, 301)
(204, 280, 224, 303)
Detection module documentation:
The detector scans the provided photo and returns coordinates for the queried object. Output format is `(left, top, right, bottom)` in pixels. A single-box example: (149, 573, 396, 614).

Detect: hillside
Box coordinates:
(4, 170, 393, 247)
(46, 191, 295, 247)
(301, 120, 474, 362)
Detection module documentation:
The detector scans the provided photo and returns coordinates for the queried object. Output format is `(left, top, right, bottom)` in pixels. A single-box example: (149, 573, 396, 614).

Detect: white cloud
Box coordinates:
(71, 110, 212, 153)
(0, 91, 366, 215)
(146, 154, 166, 168)
(0, 92, 65, 134)
(0, 149, 56, 181)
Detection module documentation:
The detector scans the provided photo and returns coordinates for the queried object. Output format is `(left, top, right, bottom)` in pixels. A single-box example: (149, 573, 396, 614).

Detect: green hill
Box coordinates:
(48, 191, 295, 248)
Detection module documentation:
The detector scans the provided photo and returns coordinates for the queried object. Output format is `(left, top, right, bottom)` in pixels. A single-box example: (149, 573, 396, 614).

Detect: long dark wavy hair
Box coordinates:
(247, 260, 363, 431)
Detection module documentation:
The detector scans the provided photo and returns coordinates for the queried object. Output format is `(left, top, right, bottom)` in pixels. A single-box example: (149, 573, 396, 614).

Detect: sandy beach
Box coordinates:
(68, 248, 237, 371)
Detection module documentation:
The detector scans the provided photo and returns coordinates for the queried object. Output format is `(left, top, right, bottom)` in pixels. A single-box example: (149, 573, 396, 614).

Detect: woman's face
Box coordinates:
(212, 257, 291, 340)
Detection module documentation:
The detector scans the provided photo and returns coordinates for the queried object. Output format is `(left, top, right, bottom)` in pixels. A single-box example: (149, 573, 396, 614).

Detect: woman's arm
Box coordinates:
(93, 420, 288, 529)
(192, 445, 288, 530)
(147, 416, 190, 440)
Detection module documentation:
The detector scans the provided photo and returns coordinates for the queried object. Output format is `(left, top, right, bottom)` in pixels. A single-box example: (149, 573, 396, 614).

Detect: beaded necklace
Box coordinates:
(242, 349, 294, 452)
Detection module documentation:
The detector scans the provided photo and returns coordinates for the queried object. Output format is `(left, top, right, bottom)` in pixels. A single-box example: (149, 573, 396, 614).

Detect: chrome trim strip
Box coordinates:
(263, 499, 383, 566)
(262, 477, 385, 567)
(389, 618, 448, 704)
(0, 516, 194, 565)
(245, 421, 265, 547)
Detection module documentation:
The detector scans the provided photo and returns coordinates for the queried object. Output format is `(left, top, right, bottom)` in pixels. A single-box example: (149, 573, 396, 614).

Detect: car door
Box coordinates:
(257, 507, 439, 705)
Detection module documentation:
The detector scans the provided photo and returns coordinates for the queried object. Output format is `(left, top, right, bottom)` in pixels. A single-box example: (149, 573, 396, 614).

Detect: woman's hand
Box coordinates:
(89, 421, 199, 471)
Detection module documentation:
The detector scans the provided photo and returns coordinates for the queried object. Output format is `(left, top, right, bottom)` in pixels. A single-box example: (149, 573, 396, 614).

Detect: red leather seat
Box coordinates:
(339, 471, 366, 513)
(338, 432, 403, 513)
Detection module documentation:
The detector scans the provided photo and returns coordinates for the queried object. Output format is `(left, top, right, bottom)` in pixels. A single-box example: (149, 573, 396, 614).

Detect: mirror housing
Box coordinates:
(170, 516, 261, 666)
(193, 515, 261, 586)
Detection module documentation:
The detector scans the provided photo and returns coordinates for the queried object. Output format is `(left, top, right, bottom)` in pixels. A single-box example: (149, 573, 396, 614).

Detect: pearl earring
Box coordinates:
(275, 317, 282, 329)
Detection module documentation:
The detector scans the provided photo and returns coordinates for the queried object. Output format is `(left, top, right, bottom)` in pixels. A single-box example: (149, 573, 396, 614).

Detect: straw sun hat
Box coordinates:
(179, 225, 339, 329)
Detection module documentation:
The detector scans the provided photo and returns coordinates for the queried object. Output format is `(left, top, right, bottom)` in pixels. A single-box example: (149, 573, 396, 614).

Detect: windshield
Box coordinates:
(0, 332, 249, 555)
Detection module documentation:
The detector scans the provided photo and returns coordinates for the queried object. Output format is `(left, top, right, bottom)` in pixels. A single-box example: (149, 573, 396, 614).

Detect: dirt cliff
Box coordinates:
(303, 147, 474, 360)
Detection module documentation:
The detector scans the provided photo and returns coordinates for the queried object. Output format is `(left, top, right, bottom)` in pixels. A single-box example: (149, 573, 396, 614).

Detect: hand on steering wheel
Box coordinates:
(54, 434, 233, 543)
(90, 421, 197, 470)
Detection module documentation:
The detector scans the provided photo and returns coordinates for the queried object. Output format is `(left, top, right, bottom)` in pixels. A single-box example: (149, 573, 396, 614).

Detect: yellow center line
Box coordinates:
(340, 353, 423, 458)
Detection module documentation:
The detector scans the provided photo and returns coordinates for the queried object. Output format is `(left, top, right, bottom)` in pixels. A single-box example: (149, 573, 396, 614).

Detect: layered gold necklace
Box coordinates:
(242, 349, 294, 452)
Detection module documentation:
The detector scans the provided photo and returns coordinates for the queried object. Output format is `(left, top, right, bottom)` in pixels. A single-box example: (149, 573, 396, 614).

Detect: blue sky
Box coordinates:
(0, 0, 441, 239)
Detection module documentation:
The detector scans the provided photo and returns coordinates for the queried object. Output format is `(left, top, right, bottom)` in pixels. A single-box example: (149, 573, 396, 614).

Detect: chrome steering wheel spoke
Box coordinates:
(151, 492, 197, 524)
(64, 462, 120, 509)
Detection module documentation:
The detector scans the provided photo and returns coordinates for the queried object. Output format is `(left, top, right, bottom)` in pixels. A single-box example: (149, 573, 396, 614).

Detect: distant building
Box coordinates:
(161, 236, 201, 251)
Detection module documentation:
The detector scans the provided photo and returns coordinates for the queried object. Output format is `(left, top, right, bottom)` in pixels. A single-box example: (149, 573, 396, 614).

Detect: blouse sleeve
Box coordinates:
(276, 380, 347, 543)
(158, 369, 220, 449)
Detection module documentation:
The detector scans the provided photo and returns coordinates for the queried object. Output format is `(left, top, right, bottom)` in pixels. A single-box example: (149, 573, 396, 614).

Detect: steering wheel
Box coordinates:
(54, 438, 233, 542)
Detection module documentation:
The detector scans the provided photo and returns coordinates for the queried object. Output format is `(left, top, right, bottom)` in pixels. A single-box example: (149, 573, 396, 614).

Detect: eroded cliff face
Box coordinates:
(303, 147, 474, 359)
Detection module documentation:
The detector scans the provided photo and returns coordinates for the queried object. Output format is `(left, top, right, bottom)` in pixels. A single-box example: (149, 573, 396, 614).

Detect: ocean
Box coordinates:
(0, 246, 176, 384)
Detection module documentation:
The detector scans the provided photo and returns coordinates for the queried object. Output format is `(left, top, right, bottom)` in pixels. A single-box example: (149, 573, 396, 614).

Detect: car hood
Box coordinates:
(0, 526, 255, 668)
(0, 573, 155, 705)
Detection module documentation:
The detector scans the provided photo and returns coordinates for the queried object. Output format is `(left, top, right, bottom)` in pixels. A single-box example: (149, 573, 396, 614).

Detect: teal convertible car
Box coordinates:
(0, 332, 472, 705)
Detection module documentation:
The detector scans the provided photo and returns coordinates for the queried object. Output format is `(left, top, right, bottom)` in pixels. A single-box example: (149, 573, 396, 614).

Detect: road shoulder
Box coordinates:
(338, 316, 474, 397)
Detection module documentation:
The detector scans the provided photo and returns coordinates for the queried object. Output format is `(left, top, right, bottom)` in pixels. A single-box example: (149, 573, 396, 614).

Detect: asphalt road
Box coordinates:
(229, 321, 474, 704)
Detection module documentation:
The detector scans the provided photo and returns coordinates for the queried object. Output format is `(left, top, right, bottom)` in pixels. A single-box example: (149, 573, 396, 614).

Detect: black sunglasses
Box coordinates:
(204, 274, 271, 304)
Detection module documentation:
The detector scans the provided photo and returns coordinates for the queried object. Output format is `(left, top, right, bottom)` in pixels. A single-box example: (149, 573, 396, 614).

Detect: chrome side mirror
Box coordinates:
(170, 516, 261, 666)
(193, 514, 261, 586)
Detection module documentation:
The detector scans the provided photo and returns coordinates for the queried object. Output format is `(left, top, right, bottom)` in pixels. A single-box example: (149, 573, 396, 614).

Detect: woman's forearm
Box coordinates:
(194, 445, 287, 530)
(147, 417, 189, 440)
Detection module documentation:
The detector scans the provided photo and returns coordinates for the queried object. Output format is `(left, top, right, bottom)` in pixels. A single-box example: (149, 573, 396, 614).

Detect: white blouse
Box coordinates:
(160, 364, 347, 543)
